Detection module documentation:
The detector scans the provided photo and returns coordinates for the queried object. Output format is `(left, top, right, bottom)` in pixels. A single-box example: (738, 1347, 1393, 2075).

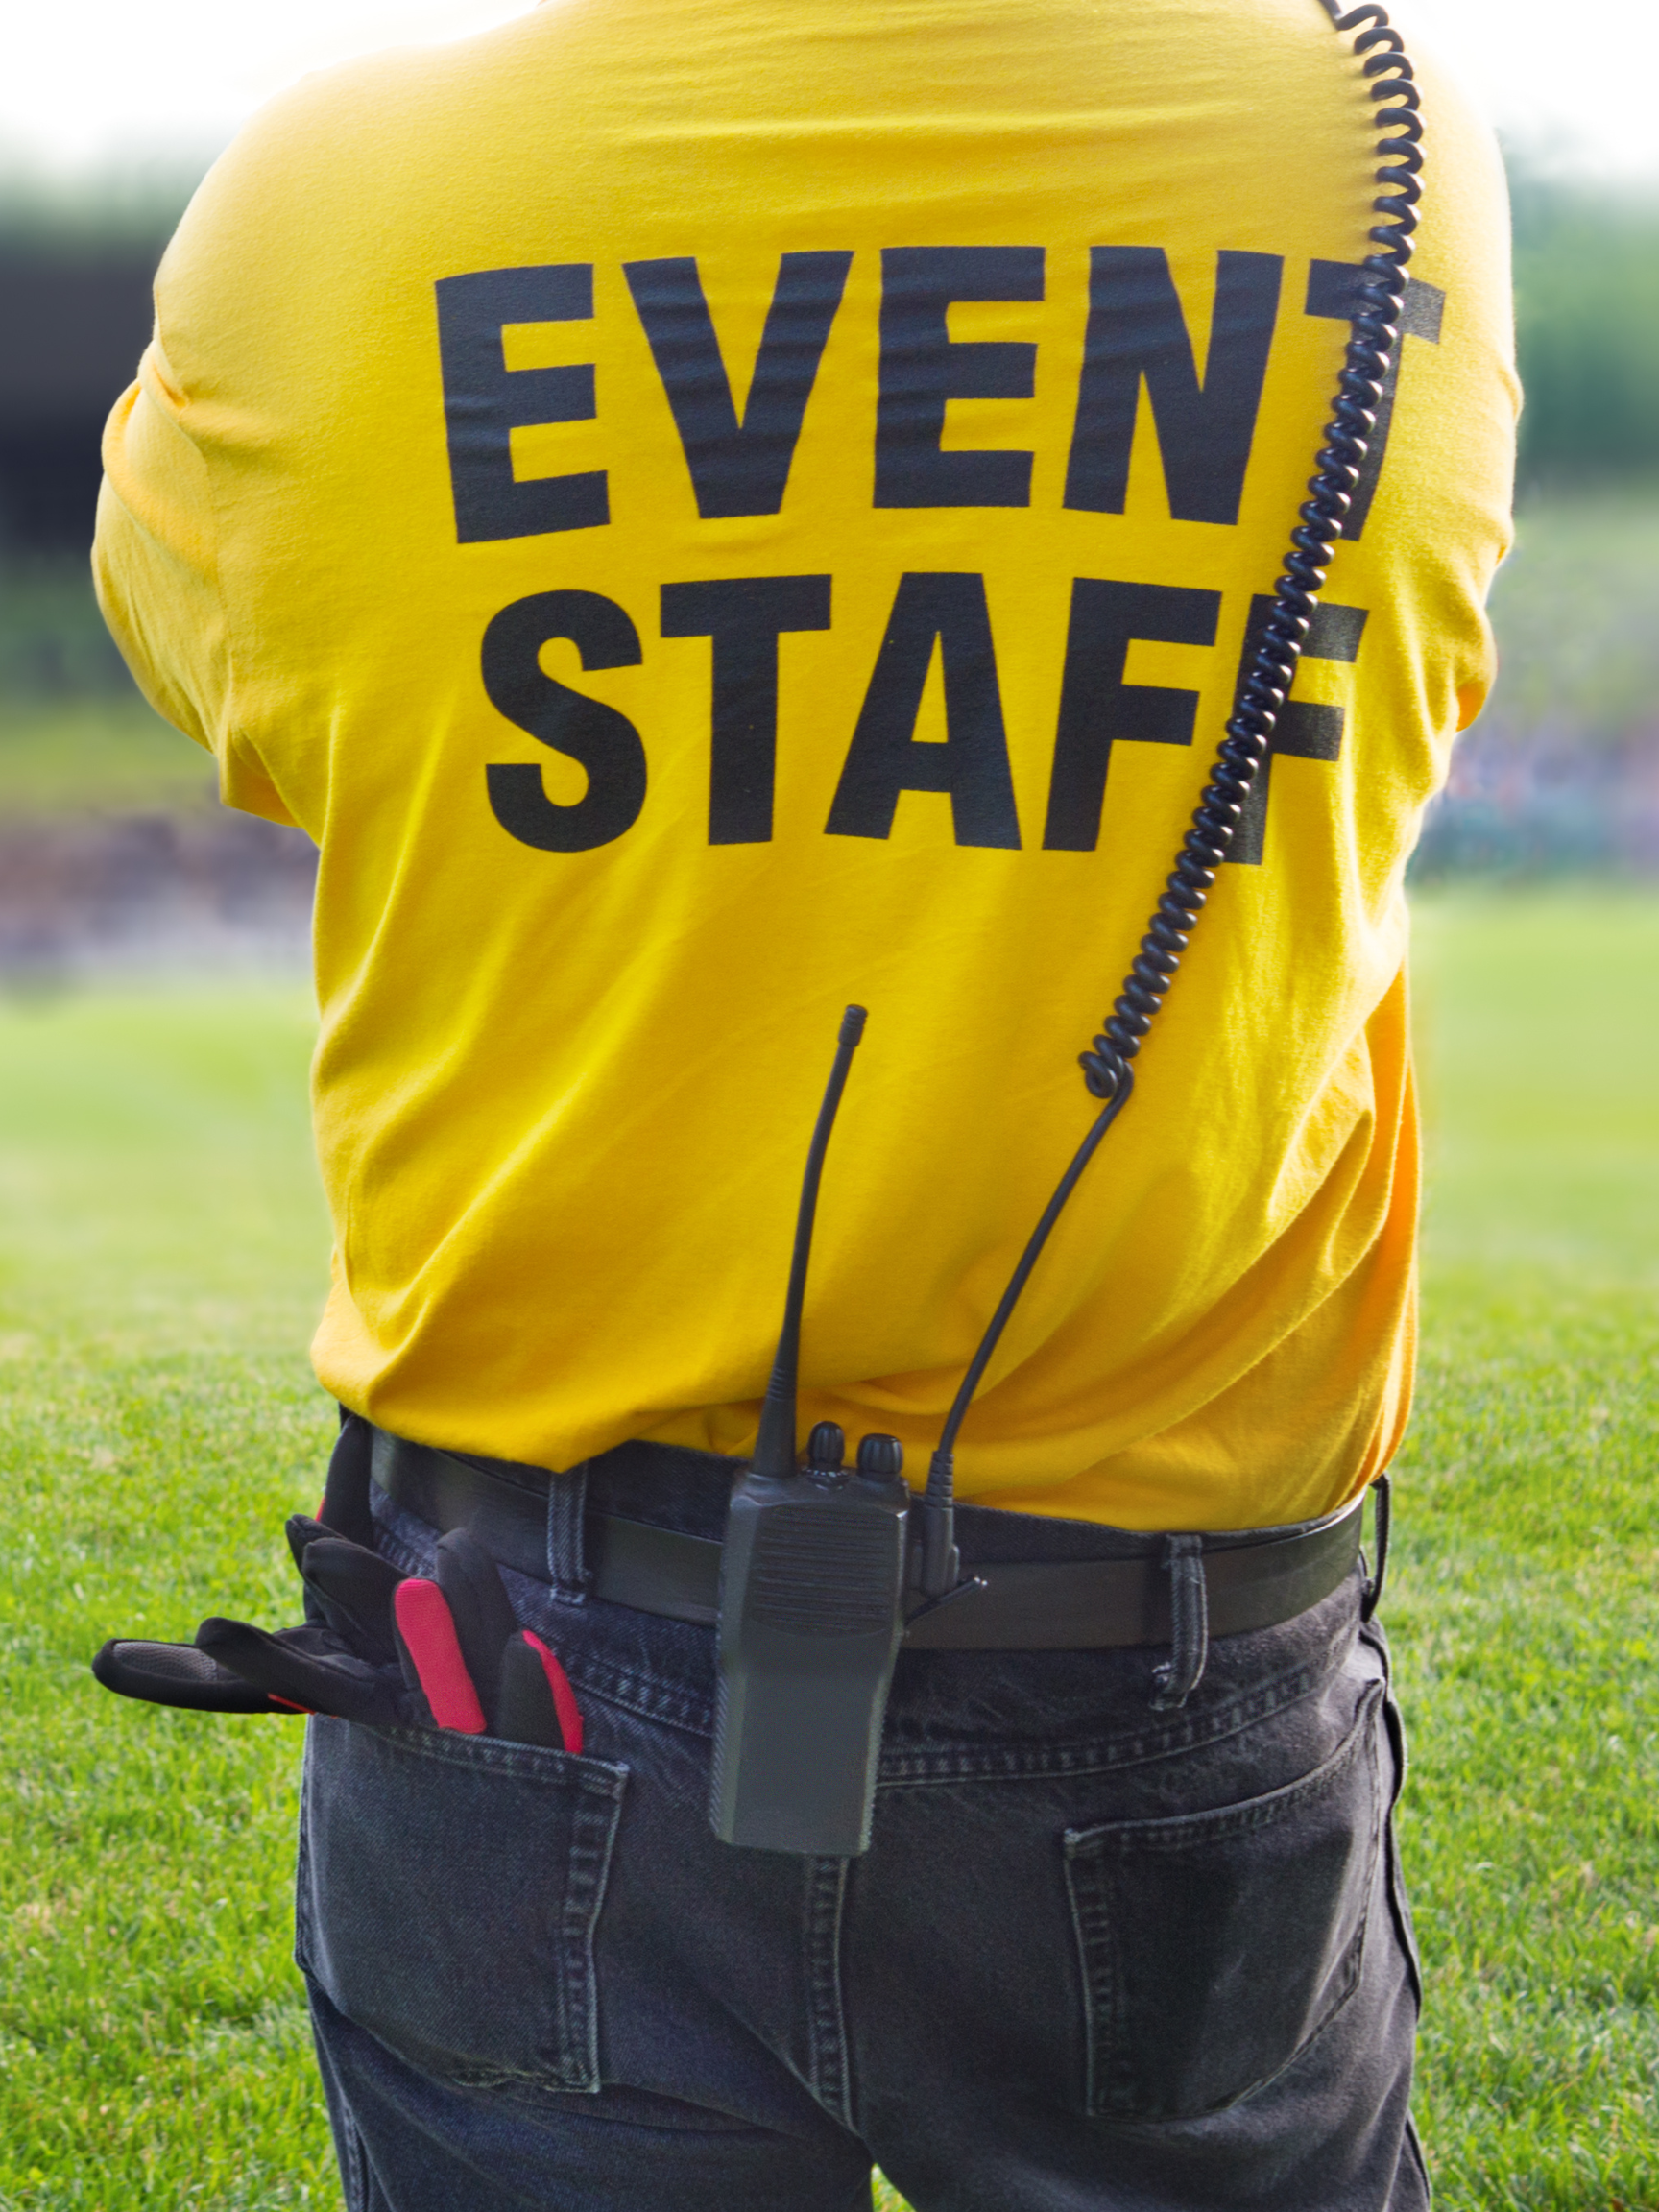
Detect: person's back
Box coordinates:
(92, 4, 1514, 2203)
(96, 0, 1513, 1531)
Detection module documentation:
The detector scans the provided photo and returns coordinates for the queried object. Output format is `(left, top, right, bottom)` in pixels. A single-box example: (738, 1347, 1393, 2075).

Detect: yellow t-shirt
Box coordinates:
(93, 0, 1516, 1530)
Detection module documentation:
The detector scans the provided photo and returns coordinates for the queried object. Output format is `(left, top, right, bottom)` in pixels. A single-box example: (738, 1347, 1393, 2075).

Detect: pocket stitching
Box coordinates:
(372, 1719, 628, 1796)
(1064, 1683, 1382, 1862)
(299, 1716, 628, 2096)
(1063, 1683, 1383, 2122)
(294, 1767, 317, 1978)
(1382, 1689, 1424, 2012)
(555, 1764, 627, 2089)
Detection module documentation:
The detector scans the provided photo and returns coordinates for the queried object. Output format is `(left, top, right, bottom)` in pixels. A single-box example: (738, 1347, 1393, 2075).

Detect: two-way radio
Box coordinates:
(712, 0, 1423, 1855)
(711, 1007, 914, 1855)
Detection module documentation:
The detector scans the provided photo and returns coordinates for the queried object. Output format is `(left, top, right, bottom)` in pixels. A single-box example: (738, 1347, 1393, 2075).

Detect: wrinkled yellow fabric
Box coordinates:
(94, 0, 1516, 1528)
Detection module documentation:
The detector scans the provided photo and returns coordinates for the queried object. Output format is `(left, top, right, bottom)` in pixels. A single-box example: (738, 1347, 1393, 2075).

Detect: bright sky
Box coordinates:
(3, 0, 1656, 180)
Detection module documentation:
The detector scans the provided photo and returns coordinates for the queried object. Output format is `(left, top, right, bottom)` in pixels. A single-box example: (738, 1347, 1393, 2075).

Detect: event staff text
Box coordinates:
(441, 248, 1425, 861)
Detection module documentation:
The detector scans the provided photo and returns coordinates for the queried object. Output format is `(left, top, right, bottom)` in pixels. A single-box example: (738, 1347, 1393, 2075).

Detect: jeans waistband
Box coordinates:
(366, 1426, 1372, 1662)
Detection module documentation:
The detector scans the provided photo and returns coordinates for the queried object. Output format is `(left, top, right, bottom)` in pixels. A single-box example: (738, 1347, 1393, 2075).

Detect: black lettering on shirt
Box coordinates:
(1225, 597, 1368, 864)
(660, 576, 833, 843)
(625, 253, 854, 519)
(483, 590, 645, 852)
(1064, 250, 1282, 526)
(1043, 581, 1221, 851)
(827, 574, 1021, 847)
(874, 248, 1045, 510)
(1304, 265, 1445, 539)
(436, 265, 608, 543)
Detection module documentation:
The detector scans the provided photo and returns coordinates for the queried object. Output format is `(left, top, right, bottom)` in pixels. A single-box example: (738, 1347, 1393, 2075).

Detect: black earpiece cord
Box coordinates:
(915, 0, 1422, 1598)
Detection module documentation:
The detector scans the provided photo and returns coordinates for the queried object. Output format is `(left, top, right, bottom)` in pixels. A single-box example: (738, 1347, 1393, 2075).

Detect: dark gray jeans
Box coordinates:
(297, 1449, 1428, 2211)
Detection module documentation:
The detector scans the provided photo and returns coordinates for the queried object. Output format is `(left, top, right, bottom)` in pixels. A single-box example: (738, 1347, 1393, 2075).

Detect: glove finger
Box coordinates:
(496, 1630, 584, 1753)
(288, 1514, 321, 1577)
(320, 1411, 377, 1549)
(300, 1535, 405, 1665)
(196, 1617, 402, 1726)
(92, 1637, 280, 1715)
(285, 1512, 360, 1578)
(392, 1580, 487, 1732)
(433, 1528, 519, 1729)
(286, 1513, 332, 1627)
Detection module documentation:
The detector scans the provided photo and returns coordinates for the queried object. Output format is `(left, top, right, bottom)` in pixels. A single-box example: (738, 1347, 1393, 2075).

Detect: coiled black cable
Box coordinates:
(913, 0, 1423, 1599)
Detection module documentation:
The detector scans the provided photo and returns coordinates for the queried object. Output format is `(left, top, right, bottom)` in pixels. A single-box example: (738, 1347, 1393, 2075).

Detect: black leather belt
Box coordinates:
(370, 1429, 1363, 1651)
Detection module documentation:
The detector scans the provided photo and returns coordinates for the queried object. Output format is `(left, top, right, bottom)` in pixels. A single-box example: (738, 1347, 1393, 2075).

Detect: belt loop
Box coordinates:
(546, 1464, 592, 1604)
(1360, 1473, 1392, 1622)
(1149, 1534, 1209, 1710)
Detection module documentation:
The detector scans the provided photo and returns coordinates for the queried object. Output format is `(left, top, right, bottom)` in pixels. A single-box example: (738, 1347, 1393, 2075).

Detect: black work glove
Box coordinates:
(91, 1414, 582, 1752)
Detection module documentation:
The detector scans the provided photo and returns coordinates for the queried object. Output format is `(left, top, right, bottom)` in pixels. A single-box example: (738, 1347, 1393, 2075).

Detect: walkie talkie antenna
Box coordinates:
(913, 1076, 1136, 1596)
(751, 1004, 868, 1480)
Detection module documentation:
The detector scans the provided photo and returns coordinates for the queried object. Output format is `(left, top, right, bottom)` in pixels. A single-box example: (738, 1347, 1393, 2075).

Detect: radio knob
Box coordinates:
(855, 1432, 904, 1483)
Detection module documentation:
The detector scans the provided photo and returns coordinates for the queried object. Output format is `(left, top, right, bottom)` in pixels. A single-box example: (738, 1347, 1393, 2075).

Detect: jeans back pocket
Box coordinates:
(297, 1718, 628, 2094)
(1064, 1682, 1382, 2123)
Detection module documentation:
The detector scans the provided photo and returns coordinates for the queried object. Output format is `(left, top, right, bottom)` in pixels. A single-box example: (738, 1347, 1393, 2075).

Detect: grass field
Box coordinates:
(0, 895, 1655, 2210)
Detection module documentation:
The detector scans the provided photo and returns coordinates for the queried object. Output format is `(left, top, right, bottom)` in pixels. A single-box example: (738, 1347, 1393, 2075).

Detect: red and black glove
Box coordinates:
(91, 1415, 581, 1753)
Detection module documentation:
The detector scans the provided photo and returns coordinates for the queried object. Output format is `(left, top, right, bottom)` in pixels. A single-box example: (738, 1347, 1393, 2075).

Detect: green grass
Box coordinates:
(1397, 893, 1659, 2208)
(0, 986, 335, 2207)
(1, 899, 1656, 2208)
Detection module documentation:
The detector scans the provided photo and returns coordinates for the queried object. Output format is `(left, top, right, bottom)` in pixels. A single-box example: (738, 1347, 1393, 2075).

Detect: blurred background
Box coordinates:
(2, 0, 1658, 972)
(2, 8, 1657, 2208)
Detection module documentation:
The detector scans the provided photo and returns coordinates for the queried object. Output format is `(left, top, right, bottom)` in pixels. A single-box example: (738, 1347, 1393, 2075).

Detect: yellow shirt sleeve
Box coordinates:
(95, 335, 299, 828)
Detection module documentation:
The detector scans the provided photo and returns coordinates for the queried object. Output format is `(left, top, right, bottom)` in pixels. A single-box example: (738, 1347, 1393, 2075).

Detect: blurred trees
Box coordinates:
(1508, 153, 1659, 484)
(0, 156, 199, 261)
(0, 162, 200, 550)
(4, 144, 1659, 517)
